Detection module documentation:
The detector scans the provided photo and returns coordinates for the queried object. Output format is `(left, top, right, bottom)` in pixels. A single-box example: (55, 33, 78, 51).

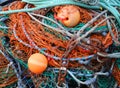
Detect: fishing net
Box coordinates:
(0, 15, 17, 88)
(30, 69, 57, 88)
(3, 1, 113, 63)
(113, 65, 120, 86)
(97, 75, 116, 88)
(0, 0, 120, 88)
(0, 51, 17, 87)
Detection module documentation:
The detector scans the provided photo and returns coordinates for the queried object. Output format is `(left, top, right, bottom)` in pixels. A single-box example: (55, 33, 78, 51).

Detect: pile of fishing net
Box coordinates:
(0, 0, 120, 88)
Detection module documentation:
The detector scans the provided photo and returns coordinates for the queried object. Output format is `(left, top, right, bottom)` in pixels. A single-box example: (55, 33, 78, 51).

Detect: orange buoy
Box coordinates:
(54, 5, 80, 27)
(28, 53, 48, 74)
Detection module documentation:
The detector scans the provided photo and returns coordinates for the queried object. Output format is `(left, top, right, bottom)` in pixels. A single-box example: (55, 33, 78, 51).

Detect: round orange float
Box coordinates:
(28, 53, 48, 74)
(54, 5, 80, 27)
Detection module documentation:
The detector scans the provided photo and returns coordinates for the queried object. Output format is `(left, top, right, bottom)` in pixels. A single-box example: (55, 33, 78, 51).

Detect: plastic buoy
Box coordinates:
(54, 5, 80, 27)
(28, 53, 48, 74)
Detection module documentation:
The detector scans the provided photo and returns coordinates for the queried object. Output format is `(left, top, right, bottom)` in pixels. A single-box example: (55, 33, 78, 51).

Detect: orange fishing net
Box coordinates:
(2, 1, 114, 68)
(112, 65, 120, 86)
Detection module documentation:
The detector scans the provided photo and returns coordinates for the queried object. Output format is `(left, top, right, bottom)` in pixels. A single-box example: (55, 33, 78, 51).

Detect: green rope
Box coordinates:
(99, 2, 120, 27)
(0, 0, 119, 27)
(0, 0, 101, 15)
(0, 22, 8, 34)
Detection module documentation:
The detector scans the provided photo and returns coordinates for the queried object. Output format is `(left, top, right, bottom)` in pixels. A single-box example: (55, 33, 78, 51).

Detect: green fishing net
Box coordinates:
(97, 76, 116, 88)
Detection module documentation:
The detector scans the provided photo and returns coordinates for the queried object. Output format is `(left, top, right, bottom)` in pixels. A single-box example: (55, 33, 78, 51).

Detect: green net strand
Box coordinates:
(0, 67, 15, 78)
(44, 27, 68, 40)
(5, 83, 17, 88)
(0, 15, 8, 19)
(0, 66, 16, 83)
(116, 60, 120, 70)
(0, 15, 9, 34)
(38, 70, 57, 88)
(97, 75, 116, 88)
(0, 21, 8, 34)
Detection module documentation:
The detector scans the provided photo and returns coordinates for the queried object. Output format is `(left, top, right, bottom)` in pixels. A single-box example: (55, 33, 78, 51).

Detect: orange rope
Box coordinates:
(103, 28, 116, 48)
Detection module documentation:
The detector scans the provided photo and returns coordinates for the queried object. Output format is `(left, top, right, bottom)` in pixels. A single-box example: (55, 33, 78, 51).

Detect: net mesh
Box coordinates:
(0, 52, 17, 87)
(113, 65, 120, 86)
(97, 75, 116, 88)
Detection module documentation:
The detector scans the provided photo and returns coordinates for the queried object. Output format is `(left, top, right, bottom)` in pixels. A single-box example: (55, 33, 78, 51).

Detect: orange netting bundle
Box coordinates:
(2, 1, 114, 68)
